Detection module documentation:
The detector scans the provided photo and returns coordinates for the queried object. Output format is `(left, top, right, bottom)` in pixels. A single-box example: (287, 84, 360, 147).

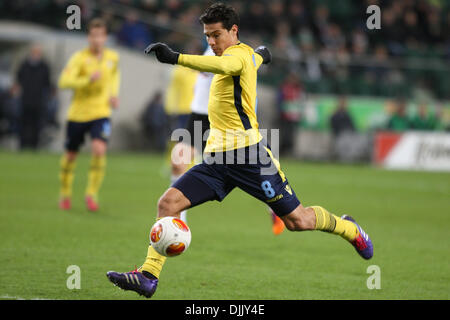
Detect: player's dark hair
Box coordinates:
(87, 18, 108, 33)
(199, 2, 240, 31)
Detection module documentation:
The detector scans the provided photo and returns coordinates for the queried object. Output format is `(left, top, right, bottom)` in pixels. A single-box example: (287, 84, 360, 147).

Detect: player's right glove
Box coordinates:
(144, 42, 180, 65)
(254, 46, 272, 64)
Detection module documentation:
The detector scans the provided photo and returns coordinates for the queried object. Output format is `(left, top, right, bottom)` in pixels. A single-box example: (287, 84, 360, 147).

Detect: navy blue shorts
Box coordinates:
(65, 118, 111, 152)
(173, 141, 301, 217)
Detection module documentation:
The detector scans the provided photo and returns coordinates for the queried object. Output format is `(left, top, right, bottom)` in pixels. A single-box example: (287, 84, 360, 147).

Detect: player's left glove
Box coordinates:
(144, 42, 180, 65)
(254, 46, 272, 64)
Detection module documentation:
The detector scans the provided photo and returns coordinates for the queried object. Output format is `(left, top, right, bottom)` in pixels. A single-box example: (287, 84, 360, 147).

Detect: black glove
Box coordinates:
(144, 42, 180, 64)
(254, 46, 272, 64)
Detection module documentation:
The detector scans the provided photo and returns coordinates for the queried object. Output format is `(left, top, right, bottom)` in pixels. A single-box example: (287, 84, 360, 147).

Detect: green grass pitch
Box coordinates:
(0, 150, 449, 300)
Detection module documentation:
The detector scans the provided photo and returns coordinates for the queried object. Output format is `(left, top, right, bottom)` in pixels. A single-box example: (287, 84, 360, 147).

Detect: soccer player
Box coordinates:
(171, 45, 285, 234)
(107, 3, 373, 298)
(58, 18, 120, 212)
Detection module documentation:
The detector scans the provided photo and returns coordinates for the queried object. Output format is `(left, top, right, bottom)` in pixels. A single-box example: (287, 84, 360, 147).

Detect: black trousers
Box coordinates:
(19, 106, 44, 150)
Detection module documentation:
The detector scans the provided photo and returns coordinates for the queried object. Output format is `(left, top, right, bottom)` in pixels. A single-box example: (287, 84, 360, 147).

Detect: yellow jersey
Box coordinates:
(178, 42, 263, 152)
(164, 65, 198, 115)
(58, 48, 120, 122)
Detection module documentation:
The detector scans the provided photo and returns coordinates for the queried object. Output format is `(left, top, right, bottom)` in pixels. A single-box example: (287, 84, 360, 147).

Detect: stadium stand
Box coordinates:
(1, 0, 449, 99)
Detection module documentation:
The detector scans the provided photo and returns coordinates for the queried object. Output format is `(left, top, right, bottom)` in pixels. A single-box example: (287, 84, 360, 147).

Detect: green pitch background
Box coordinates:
(0, 151, 449, 300)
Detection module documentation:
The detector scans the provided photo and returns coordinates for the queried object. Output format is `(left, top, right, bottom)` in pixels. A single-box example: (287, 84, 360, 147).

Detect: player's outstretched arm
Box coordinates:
(254, 46, 272, 64)
(144, 42, 243, 76)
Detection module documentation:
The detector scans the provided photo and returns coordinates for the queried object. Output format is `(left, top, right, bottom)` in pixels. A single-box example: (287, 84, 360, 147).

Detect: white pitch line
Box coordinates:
(0, 294, 57, 300)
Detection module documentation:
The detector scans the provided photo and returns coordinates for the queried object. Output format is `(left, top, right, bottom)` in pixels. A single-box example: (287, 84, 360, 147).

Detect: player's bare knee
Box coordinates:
(283, 207, 315, 231)
(157, 188, 189, 218)
(157, 195, 175, 217)
(66, 151, 78, 162)
(92, 139, 107, 157)
(92, 148, 106, 157)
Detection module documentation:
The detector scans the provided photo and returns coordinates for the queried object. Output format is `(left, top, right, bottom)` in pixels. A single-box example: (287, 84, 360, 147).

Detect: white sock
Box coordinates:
(180, 210, 187, 223)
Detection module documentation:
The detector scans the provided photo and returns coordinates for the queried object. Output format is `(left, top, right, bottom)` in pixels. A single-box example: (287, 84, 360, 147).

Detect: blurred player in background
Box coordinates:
(164, 59, 198, 137)
(58, 18, 120, 212)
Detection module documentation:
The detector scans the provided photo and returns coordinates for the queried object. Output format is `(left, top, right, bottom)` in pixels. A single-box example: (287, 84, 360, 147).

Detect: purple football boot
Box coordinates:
(106, 268, 158, 298)
(341, 215, 373, 260)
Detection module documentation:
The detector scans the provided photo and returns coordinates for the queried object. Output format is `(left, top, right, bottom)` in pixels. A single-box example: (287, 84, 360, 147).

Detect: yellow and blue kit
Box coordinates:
(173, 42, 300, 216)
(178, 42, 263, 153)
(58, 48, 120, 150)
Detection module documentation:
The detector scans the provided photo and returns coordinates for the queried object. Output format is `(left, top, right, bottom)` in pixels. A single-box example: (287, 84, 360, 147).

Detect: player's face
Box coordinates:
(88, 27, 107, 53)
(203, 22, 238, 56)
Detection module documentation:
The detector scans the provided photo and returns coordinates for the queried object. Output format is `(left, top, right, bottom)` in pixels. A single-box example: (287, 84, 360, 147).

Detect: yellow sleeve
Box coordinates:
(110, 58, 120, 97)
(178, 53, 243, 76)
(58, 52, 90, 89)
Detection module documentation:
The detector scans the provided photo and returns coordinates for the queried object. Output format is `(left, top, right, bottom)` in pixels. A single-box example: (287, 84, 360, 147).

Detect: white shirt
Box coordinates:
(190, 46, 214, 115)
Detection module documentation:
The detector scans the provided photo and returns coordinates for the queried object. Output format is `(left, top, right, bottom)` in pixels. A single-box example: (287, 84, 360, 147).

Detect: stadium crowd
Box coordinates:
(0, 0, 448, 151)
(1, 0, 450, 99)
